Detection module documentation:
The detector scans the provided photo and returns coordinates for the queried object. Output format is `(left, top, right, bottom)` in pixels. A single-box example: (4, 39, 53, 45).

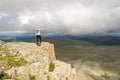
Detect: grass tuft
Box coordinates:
(101, 73, 110, 79)
(29, 74, 36, 80)
(49, 62, 55, 72)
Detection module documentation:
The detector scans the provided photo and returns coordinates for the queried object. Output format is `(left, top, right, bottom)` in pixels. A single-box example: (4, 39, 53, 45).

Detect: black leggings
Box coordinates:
(36, 35, 41, 44)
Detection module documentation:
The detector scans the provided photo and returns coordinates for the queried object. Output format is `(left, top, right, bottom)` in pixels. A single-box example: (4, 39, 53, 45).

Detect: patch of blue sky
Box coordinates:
(2, 16, 14, 25)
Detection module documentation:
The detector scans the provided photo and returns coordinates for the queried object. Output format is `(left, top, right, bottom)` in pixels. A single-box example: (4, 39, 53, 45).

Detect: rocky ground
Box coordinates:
(0, 40, 76, 80)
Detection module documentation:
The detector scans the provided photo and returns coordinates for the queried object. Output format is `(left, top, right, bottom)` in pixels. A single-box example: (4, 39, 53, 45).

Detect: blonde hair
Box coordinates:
(35, 25, 40, 30)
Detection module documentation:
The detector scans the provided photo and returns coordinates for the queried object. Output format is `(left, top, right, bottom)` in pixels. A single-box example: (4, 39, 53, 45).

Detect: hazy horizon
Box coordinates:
(0, 31, 119, 37)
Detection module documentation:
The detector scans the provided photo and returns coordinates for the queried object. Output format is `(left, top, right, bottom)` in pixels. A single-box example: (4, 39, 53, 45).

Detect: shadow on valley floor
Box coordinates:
(69, 36, 120, 46)
(45, 38, 120, 68)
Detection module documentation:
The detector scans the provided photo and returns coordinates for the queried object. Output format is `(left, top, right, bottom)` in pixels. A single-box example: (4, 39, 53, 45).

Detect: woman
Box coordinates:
(35, 26, 41, 46)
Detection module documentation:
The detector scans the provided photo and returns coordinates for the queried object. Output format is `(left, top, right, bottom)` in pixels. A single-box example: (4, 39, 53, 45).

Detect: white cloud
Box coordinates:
(0, 0, 120, 35)
(19, 16, 30, 24)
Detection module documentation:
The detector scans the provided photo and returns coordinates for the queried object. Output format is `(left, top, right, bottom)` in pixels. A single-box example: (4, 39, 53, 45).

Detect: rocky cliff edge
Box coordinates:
(0, 41, 76, 80)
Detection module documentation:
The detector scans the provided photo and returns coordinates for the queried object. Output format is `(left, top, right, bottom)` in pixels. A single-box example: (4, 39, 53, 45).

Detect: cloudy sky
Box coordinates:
(0, 0, 120, 35)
